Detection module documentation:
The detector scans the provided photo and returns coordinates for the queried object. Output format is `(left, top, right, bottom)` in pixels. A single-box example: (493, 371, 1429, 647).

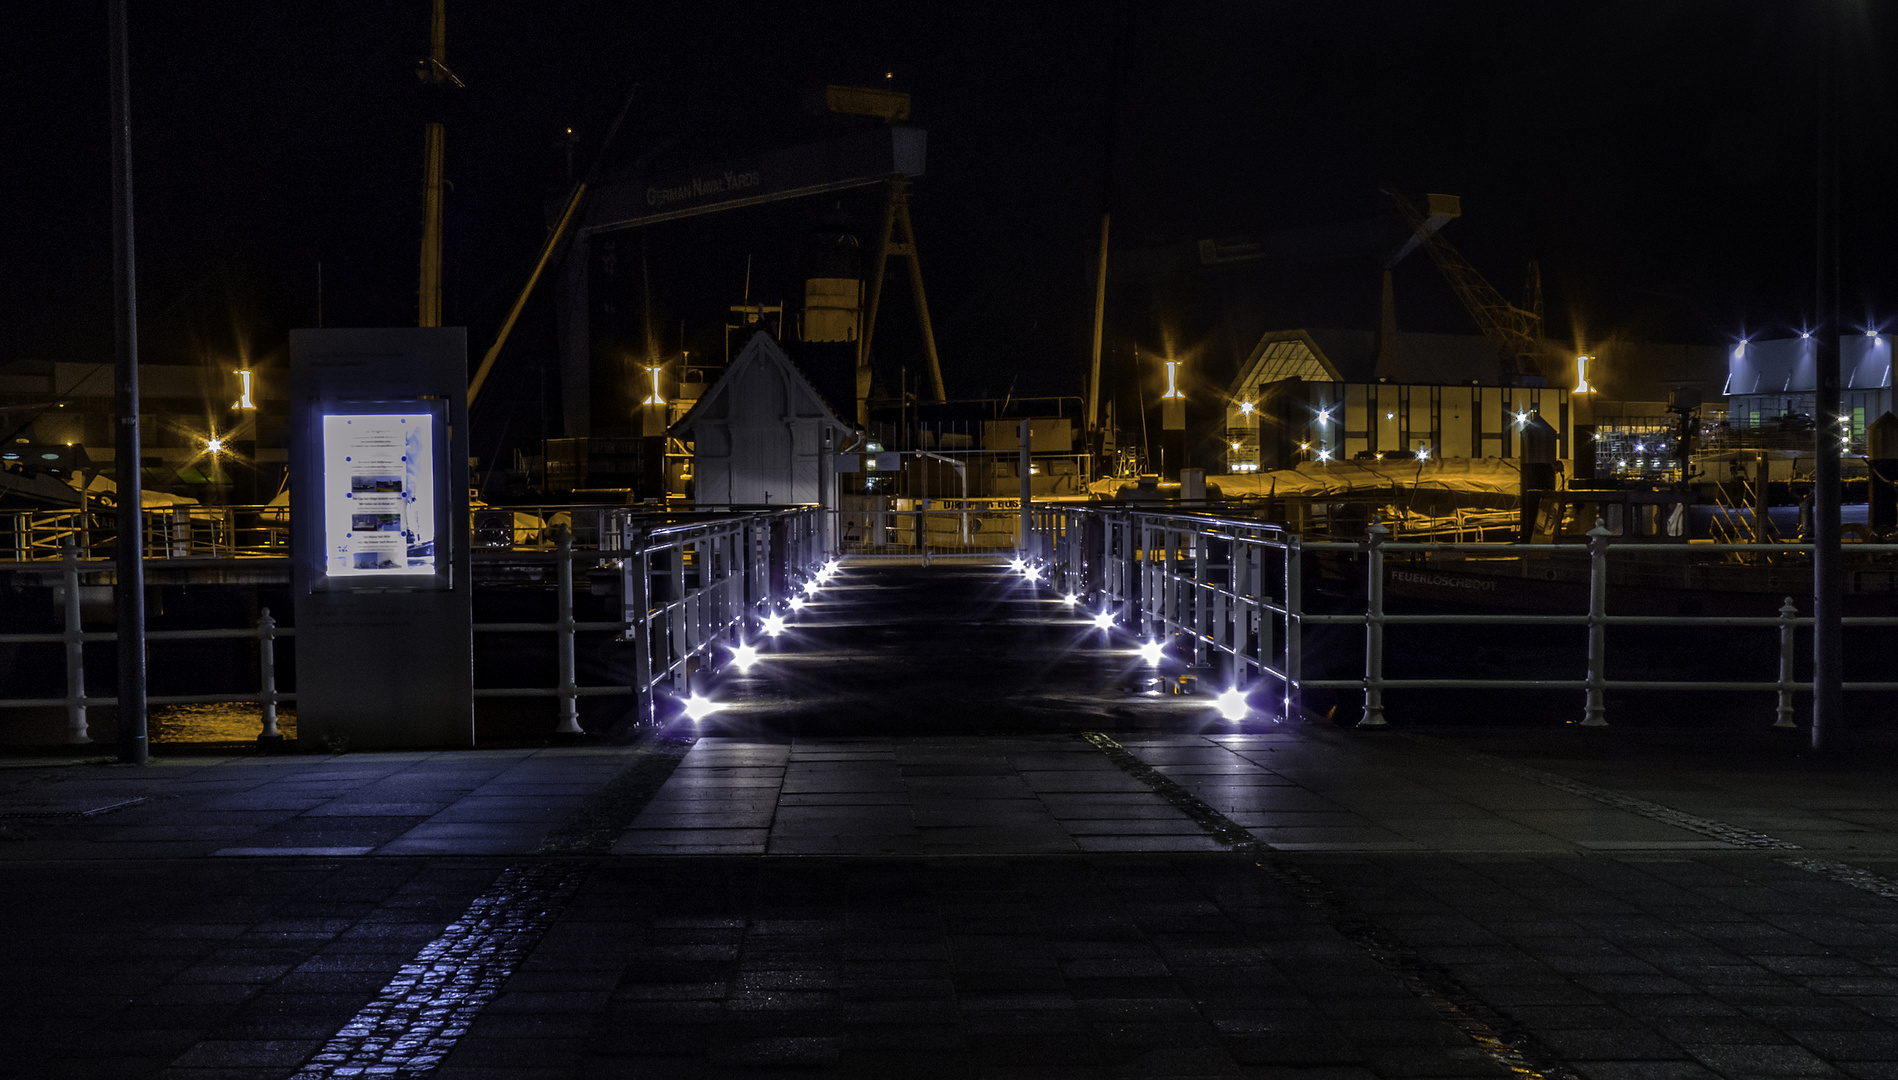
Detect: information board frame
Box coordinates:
(303, 397, 454, 593)
(290, 327, 473, 749)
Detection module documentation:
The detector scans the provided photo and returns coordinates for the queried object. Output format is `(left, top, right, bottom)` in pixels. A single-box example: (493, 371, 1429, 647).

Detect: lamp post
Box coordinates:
(1812, 4, 1842, 752)
(108, 0, 148, 764)
(1160, 357, 1185, 479)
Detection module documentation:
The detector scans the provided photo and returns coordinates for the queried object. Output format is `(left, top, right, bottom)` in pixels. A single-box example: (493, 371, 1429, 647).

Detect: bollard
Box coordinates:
(1357, 520, 1389, 728)
(1773, 596, 1798, 730)
(553, 527, 583, 735)
(256, 608, 282, 743)
(61, 541, 90, 744)
(1581, 519, 1611, 727)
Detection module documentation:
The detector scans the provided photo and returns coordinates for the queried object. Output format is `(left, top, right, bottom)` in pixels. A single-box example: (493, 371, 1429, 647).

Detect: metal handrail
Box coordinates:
(1034, 505, 1898, 730)
(0, 507, 828, 744)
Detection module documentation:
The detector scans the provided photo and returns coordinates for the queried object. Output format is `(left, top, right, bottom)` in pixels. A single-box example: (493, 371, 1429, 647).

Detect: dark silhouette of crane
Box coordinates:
(1382, 188, 1546, 384)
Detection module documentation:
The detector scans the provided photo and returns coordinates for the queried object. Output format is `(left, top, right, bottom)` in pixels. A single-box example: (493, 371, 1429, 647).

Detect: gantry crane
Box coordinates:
(1382, 188, 1546, 384)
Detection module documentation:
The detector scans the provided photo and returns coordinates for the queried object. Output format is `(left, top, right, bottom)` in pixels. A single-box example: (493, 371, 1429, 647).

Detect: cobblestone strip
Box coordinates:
(288, 861, 590, 1078)
(1081, 731, 1579, 1080)
(1399, 735, 1898, 915)
(0, 795, 154, 818)
(1782, 856, 1898, 900)
(537, 737, 693, 854)
(1394, 733, 1802, 850)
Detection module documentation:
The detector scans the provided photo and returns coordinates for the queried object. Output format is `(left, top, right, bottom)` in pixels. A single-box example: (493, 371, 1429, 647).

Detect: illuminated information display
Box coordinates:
(321, 413, 437, 578)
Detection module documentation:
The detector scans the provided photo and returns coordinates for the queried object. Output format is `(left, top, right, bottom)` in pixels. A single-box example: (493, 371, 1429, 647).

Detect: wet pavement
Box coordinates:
(5, 564, 1898, 1079)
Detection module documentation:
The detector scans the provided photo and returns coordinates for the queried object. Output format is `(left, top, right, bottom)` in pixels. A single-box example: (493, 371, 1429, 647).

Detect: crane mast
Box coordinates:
(1382, 188, 1545, 384)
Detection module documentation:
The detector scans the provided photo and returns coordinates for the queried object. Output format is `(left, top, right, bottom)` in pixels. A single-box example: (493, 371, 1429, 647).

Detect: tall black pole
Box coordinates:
(1812, 2, 1842, 753)
(108, 0, 148, 765)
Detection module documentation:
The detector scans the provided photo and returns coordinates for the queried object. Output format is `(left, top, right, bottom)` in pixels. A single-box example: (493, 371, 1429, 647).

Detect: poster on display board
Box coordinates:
(321, 412, 437, 579)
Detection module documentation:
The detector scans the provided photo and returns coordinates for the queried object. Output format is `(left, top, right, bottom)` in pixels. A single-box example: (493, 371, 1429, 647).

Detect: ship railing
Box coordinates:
(2, 505, 295, 561)
(833, 507, 1019, 561)
(0, 507, 826, 744)
(2, 501, 699, 561)
(1032, 505, 1898, 730)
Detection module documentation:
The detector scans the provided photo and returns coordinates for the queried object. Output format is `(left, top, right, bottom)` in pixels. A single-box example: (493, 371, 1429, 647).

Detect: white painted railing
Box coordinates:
(1035, 506, 1898, 728)
(0, 508, 825, 743)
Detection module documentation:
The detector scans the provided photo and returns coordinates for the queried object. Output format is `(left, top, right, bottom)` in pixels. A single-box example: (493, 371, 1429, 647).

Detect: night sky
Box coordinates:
(5, 2, 1894, 446)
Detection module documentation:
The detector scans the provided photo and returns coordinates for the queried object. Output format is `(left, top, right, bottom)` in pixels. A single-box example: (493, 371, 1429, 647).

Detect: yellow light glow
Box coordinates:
(1574, 355, 1594, 394)
(234, 369, 256, 410)
(643, 366, 665, 406)
(1161, 360, 1183, 400)
(1238, 400, 1254, 416)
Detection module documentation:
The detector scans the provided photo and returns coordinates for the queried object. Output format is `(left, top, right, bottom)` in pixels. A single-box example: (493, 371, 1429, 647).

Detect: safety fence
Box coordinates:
(1033, 505, 1898, 728)
(835, 507, 1021, 560)
(1, 504, 294, 562)
(0, 507, 824, 744)
(1, 501, 667, 562)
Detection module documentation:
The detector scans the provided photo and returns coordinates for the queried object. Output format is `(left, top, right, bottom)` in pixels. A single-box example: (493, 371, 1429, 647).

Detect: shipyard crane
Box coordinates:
(1381, 188, 1546, 383)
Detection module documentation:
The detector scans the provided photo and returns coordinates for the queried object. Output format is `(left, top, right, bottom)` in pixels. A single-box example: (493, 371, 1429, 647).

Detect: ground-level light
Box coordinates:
(763, 613, 787, 636)
(1214, 686, 1248, 721)
(683, 693, 720, 722)
(731, 642, 759, 672)
(1091, 611, 1115, 630)
(1062, 593, 1079, 606)
(789, 596, 807, 612)
(1139, 640, 1164, 666)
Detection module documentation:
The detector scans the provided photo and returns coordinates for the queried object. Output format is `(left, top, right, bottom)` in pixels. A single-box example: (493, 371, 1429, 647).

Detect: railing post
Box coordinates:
(1774, 595, 1798, 730)
(256, 607, 281, 743)
(670, 538, 688, 691)
(1191, 533, 1210, 670)
(626, 527, 655, 727)
(1582, 519, 1611, 727)
(1357, 521, 1389, 729)
(1160, 525, 1177, 640)
(60, 541, 89, 744)
(554, 526, 583, 734)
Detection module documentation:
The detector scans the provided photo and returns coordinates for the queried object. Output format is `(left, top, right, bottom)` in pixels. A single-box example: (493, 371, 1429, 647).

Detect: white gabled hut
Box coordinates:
(669, 332, 854, 509)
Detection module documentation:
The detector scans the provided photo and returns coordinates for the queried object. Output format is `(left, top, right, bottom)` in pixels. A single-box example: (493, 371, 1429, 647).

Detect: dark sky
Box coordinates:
(3, 2, 1893, 432)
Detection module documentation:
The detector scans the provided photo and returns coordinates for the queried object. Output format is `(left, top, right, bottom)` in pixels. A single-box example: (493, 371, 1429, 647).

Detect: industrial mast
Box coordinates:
(417, 0, 462, 327)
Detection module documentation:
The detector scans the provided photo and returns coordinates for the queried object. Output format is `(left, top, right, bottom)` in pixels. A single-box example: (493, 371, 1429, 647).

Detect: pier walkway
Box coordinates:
(5, 565, 1898, 1079)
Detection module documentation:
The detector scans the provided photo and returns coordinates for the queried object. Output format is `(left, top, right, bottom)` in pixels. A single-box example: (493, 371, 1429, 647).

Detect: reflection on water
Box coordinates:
(151, 703, 298, 743)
